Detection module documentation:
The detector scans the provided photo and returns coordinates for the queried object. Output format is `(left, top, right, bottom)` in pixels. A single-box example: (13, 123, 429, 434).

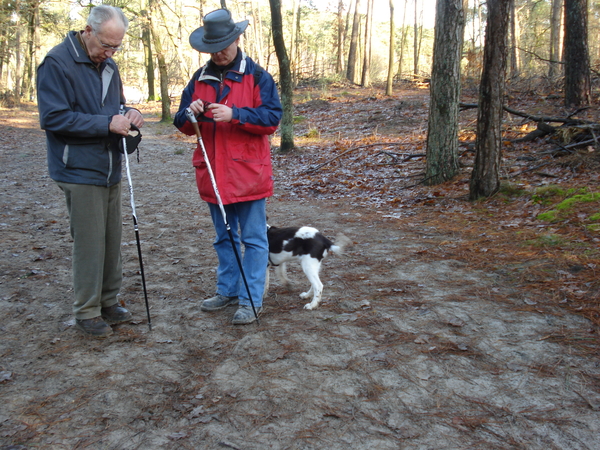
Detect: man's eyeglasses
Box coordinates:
(93, 32, 122, 52)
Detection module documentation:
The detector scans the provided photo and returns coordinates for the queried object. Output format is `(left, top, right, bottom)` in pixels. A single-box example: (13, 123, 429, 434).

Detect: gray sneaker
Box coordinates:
(201, 294, 239, 311)
(232, 305, 263, 325)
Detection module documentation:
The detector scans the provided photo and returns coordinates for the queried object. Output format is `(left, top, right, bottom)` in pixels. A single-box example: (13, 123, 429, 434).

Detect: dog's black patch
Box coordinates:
(267, 226, 333, 262)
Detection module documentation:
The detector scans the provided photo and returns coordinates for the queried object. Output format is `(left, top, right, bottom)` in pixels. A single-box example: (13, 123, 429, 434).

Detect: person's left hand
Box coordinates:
(125, 109, 144, 128)
(207, 103, 233, 123)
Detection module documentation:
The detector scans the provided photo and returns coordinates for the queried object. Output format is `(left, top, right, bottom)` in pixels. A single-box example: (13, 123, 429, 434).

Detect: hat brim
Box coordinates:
(189, 20, 249, 53)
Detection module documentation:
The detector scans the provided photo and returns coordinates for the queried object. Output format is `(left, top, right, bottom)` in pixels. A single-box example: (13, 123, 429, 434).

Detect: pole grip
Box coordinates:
(185, 108, 202, 137)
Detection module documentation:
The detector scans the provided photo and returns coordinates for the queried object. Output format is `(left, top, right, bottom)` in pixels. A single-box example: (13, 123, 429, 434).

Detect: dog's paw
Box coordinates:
(303, 303, 316, 310)
(299, 291, 310, 299)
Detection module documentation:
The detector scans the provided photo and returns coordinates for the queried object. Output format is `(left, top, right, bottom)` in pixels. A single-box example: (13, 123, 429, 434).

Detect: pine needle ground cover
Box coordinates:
(1, 85, 599, 449)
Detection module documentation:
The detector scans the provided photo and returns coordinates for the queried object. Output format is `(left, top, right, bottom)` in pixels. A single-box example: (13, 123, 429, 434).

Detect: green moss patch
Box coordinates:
(536, 189, 600, 225)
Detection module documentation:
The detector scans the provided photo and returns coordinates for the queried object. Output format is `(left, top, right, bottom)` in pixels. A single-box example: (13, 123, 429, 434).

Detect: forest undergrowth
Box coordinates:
(265, 80, 600, 355)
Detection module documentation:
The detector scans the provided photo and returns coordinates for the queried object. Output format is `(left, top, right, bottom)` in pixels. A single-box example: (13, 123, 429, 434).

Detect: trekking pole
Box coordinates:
(121, 106, 152, 331)
(185, 107, 259, 324)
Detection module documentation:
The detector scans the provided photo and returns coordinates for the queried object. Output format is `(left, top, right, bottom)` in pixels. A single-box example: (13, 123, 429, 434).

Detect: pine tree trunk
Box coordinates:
(413, 0, 419, 77)
(396, 0, 408, 78)
(346, 0, 362, 83)
(14, 0, 22, 103)
(149, 0, 171, 122)
(564, 0, 591, 107)
(361, 0, 373, 87)
(142, 25, 156, 102)
(469, 0, 512, 200)
(269, 0, 294, 152)
(251, 0, 264, 66)
(425, 0, 465, 185)
(385, 0, 395, 96)
(336, 0, 345, 74)
(509, 2, 520, 78)
(22, 1, 40, 101)
(290, 0, 298, 86)
(549, 0, 562, 78)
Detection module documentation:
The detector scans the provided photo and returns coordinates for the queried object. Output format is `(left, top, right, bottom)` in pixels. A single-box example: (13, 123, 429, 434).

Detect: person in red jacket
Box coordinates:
(174, 9, 282, 325)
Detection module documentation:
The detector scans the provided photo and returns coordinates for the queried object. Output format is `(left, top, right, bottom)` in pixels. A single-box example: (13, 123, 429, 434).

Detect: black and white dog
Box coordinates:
(266, 225, 351, 310)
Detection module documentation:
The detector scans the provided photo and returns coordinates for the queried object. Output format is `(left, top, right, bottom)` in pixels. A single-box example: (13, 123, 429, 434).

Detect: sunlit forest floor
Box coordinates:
(1, 81, 599, 449)
(270, 80, 600, 335)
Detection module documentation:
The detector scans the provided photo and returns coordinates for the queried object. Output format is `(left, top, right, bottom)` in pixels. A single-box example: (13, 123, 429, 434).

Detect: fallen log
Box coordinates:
(460, 103, 600, 145)
(303, 142, 409, 174)
(459, 102, 593, 125)
(513, 121, 557, 142)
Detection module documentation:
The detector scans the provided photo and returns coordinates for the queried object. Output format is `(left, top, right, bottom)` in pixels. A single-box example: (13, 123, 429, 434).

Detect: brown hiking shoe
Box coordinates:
(75, 317, 113, 337)
(101, 304, 133, 324)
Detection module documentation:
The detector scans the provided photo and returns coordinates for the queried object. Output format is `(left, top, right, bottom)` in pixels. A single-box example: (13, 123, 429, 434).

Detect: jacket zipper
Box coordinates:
(107, 150, 113, 186)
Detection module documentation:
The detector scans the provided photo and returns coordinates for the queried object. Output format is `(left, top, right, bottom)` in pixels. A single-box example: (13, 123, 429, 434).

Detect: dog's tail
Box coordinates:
(330, 233, 352, 255)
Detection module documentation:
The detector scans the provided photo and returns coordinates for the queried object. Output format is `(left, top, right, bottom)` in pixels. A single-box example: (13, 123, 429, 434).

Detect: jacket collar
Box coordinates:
(65, 30, 110, 71)
(197, 50, 247, 83)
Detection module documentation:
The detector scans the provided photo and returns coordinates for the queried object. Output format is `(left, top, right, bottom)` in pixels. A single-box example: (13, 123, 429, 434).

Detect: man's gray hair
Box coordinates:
(87, 5, 129, 33)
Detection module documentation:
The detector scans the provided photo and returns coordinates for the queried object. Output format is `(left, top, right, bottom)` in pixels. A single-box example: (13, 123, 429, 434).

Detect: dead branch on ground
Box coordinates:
(461, 103, 600, 148)
(303, 142, 417, 174)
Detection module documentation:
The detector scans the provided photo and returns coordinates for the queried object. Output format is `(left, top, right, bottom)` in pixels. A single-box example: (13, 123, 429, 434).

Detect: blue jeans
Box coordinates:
(207, 199, 268, 308)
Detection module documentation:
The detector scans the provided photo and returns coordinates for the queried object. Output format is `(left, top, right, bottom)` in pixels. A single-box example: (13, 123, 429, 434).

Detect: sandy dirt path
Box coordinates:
(1, 105, 599, 449)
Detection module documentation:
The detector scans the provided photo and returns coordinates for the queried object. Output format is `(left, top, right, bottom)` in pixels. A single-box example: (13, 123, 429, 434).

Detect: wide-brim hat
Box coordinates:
(189, 9, 249, 53)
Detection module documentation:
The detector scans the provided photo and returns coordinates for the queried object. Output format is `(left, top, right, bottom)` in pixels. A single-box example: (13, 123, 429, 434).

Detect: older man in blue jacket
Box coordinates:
(37, 5, 144, 337)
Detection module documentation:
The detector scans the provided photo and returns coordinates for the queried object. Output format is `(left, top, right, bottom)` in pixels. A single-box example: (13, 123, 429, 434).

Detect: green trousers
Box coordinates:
(56, 181, 122, 319)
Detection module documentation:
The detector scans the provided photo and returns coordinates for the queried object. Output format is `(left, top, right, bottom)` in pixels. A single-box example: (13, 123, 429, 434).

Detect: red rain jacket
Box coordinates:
(174, 51, 282, 205)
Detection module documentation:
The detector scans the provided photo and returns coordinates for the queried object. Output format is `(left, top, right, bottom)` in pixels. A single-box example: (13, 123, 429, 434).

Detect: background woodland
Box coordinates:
(1, 0, 599, 198)
(2, 0, 600, 104)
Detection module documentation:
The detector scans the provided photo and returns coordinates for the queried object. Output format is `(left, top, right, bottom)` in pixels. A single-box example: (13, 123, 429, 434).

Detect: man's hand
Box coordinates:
(125, 109, 144, 128)
(110, 109, 144, 136)
(188, 99, 210, 116)
(207, 103, 233, 123)
(110, 114, 132, 136)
